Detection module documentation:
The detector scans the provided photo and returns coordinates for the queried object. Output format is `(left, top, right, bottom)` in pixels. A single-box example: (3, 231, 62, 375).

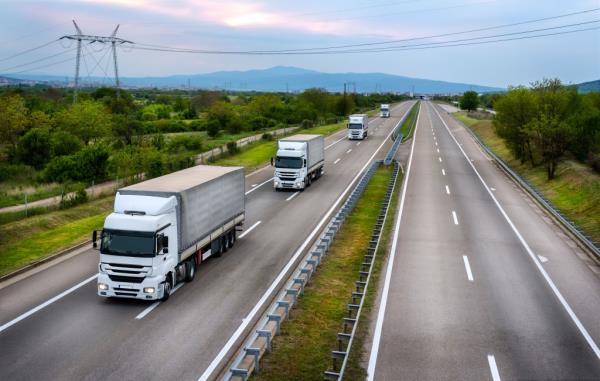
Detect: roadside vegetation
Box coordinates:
(455, 109, 600, 245)
(399, 101, 420, 139)
(253, 165, 399, 381)
(0, 86, 406, 209)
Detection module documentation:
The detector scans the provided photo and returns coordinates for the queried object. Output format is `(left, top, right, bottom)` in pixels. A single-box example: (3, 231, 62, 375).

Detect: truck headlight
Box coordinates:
(98, 283, 108, 291)
(143, 287, 155, 294)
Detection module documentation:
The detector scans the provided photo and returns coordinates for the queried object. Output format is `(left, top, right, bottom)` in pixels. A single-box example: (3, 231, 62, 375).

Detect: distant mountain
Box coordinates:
(577, 80, 600, 93)
(5, 66, 503, 94)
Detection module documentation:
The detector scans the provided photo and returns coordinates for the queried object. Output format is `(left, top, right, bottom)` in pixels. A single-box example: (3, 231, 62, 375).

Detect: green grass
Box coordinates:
(454, 111, 600, 245)
(0, 196, 113, 276)
(253, 166, 396, 381)
(399, 101, 420, 139)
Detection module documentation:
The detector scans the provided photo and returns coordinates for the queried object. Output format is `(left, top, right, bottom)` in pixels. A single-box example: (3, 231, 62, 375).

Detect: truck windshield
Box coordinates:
(349, 123, 364, 129)
(101, 230, 155, 257)
(276, 156, 303, 169)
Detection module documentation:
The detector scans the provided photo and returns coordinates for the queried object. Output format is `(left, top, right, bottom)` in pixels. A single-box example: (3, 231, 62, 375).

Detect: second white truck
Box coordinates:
(93, 165, 245, 301)
(348, 114, 369, 140)
(273, 134, 324, 191)
(380, 104, 390, 118)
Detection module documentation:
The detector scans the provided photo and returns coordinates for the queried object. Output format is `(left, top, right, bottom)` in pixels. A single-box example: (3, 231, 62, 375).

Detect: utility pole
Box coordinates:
(61, 20, 132, 103)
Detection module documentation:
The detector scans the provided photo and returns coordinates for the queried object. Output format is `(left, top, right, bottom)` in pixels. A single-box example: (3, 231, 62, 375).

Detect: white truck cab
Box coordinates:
(273, 134, 324, 191)
(348, 114, 369, 140)
(380, 104, 390, 118)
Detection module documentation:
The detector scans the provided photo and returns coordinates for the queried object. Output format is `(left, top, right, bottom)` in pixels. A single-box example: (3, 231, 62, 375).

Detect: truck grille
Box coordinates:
(104, 262, 151, 284)
(277, 171, 297, 181)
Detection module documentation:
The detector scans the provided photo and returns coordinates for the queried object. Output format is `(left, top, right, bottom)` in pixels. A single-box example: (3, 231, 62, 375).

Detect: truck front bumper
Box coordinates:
(273, 178, 305, 190)
(97, 273, 164, 300)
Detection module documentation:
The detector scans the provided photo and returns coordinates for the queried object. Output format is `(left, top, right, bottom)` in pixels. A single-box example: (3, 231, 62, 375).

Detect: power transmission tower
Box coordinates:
(60, 20, 132, 103)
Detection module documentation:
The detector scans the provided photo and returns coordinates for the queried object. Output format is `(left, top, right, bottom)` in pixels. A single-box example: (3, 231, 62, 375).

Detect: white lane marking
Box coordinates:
(0, 274, 98, 333)
(435, 141, 438, 146)
(487, 354, 501, 381)
(346, 149, 352, 154)
(442, 168, 446, 176)
(357, 142, 361, 146)
(491, 187, 496, 191)
(135, 283, 183, 320)
(438, 157, 442, 163)
(463, 255, 474, 281)
(431, 103, 600, 360)
(538, 255, 549, 263)
(445, 185, 451, 195)
(239, 221, 262, 239)
(368, 102, 421, 381)
(251, 184, 257, 188)
(437, 148, 440, 153)
(199, 103, 413, 381)
(285, 192, 299, 201)
(334, 158, 341, 164)
(325, 136, 346, 150)
(245, 177, 273, 195)
(452, 211, 459, 225)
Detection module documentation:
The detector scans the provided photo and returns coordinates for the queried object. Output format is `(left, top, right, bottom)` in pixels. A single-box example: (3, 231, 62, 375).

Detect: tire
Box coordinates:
(222, 236, 229, 253)
(162, 275, 172, 301)
(184, 257, 196, 282)
(228, 230, 235, 248)
(307, 175, 312, 187)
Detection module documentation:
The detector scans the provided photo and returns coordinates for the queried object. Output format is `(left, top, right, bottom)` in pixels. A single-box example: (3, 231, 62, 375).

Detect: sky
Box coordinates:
(0, 0, 599, 88)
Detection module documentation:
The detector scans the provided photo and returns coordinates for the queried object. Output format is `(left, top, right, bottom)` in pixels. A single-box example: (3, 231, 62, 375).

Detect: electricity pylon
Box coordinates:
(60, 20, 132, 103)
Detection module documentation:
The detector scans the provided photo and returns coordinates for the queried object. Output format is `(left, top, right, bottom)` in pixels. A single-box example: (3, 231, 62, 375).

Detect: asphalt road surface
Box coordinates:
(368, 101, 600, 380)
(0, 101, 414, 381)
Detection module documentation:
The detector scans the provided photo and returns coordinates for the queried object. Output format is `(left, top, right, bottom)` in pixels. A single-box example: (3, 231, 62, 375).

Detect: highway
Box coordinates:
(0, 101, 414, 381)
(368, 101, 600, 380)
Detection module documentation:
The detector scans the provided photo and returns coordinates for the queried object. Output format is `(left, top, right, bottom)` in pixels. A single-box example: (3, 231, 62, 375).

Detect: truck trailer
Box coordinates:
(348, 114, 369, 140)
(93, 165, 245, 301)
(380, 104, 390, 118)
(273, 134, 324, 191)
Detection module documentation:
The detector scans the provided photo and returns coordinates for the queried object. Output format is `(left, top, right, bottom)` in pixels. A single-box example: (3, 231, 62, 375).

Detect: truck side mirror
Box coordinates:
(162, 235, 169, 253)
(92, 230, 98, 249)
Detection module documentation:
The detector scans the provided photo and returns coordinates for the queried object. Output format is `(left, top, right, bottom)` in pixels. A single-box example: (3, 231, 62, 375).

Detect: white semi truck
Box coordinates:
(380, 104, 390, 118)
(273, 134, 324, 191)
(347, 114, 369, 140)
(93, 165, 245, 301)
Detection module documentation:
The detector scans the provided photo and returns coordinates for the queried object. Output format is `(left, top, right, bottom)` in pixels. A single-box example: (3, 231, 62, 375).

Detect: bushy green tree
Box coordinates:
(0, 94, 28, 151)
(54, 100, 112, 144)
(460, 91, 479, 111)
(17, 128, 52, 169)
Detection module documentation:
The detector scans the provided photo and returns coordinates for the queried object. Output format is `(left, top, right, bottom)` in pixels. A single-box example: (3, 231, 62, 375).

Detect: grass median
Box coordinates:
(253, 165, 401, 381)
(454, 111, 600, 245)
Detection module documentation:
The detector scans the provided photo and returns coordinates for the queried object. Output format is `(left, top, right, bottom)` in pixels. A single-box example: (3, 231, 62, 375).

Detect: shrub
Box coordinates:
(167, 135, 203, 153)
(17, 128, 52, 169)
(0, 163, 32, 182)
(43, 145, 110, 183)
(51, 130, 83, 157)
(262, 132, 274, 141)
(59, 187, 88, 209)
(301, 119, 314, 129)
(206, 119, 220, 137)
(189, 119, 206, 131)
(226, 141, 240, 155)
(151, 133, 166, 150)
(589, 153, 600, 174)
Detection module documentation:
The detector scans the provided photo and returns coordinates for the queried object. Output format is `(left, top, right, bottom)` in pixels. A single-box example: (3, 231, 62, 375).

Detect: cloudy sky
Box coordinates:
(0, 0, 599, 87)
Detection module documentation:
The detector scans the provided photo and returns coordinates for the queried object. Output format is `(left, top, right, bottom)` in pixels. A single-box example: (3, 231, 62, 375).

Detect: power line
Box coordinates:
(0, 47, 77, 73)
(130, 18, 600, 55)
(0, 39, 58, 63)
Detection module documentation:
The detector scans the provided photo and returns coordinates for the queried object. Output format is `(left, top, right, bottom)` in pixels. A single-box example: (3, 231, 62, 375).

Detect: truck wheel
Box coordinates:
(162, 276, 172, 301)
(184, 257, 196, 282)
(307, 175, 312, 187)
(228, 230, 235, 248)
(222, 236, 229, 253)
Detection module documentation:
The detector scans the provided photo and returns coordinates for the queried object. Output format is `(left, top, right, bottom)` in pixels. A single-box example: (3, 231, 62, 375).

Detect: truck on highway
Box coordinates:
(348, 114, 369, 140)
(273, 134, 324, 191)
(93, 165, 245, 301)
(380, 104, 390, 118)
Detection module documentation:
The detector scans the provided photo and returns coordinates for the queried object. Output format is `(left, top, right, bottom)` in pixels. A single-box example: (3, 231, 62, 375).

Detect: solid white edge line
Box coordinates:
(463, 255, 474, 282)
(487, 354, 501, 381)
(0, 274, 98, 333)
(431, 103, 600, 360)
(285, 192, 299, 202)
(199, 102, 415, 381)
(333, 158, 341, 164)
(238, 221, 262, 239)
(452, 210, 459, 225)
(367, 102, 421, 381)
(446, 185, 451, 195)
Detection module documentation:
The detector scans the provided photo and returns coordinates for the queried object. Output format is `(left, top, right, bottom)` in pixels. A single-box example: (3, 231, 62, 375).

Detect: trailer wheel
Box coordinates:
(162, 275, 172, 301)
(184, 257, 196, 282)
(307, 175, 312, 187)
(228, 230, 235, 248)
(222, 235, 229, 253)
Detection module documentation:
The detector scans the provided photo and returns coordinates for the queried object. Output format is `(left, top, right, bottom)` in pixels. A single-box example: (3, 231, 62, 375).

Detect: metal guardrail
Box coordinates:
(443, 107, 600, 260)
(324, 161, 400, 380)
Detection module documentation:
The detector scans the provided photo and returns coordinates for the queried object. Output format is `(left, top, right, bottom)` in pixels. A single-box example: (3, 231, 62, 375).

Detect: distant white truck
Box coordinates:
(273, 134, 324, 191)
(93, 165, 245, 301)
(380, 104, 390, 118)
(348, 114, 369, 140)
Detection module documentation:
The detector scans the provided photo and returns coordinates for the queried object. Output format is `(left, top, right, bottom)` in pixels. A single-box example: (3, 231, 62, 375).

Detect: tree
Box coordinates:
(112, 114, 144, 145)
(206, 119, 220, 137)
(51, 130, 83, 157)
(191, 91, 226, 114)
(17, 128, 52, 169)
(54, 100, 112, 144)
(527, 113, 574, 180)
(248, 94, 284, 120)
(28, 110, 52, 130)
(0, 94, 28, 151)
(207, 101, 235, 129)
(173, 95, 188, 113)
(493, 87, 537, 165)
(460, 91, 479, 111)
